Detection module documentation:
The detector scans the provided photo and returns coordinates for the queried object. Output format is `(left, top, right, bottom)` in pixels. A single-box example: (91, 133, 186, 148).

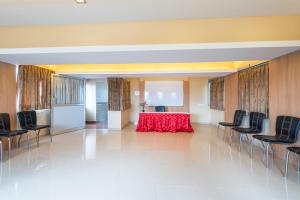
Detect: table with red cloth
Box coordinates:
(136, 112, 194, 133)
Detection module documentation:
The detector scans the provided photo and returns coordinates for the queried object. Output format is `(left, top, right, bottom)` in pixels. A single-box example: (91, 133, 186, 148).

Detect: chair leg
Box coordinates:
(27, 132, 30, 150)
(0, 140, 2, 161)
(266, 143, 270, 168)
(261, 141, 266, 156)
(229, 129, 234, 146)
(217, 125, 220, 136)
(8, 137, 11, 158)
(294, 154, 300, 173)
(223, 127, 226, 142)
(297, 159, 300, 173)
(285, 150, 291, 177)
(18, 135, 22, 148)
(249, 138, 254, 158)
(238, 133, 242, 152)
(270, 144, 275, 160)
(36, 130, 40, 147)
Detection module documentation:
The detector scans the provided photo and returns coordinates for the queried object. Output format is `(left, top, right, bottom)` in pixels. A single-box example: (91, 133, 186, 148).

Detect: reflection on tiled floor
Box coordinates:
(0, 124, 299, 200)
(86, 121, 108, 129)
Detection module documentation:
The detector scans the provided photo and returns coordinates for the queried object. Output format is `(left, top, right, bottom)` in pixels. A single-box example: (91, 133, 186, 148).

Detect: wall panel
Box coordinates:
(0, 61, 16, 150)
(0, 61, 16, 128)
(224, 73, 238, 122)
(269, 50, 300, 160)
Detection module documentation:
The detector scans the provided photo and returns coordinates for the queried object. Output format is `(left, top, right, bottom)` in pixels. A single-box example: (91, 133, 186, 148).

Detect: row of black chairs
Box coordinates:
(0, 111, 51, 161)
(218, 110, 300, 177)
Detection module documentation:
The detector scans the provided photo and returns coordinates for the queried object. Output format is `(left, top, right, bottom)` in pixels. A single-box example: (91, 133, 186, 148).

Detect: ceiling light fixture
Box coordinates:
(75, 0, 87, 4)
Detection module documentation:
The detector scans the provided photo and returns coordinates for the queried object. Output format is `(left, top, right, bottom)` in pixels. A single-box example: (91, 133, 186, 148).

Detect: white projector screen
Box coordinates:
(144, 81, 183, 106)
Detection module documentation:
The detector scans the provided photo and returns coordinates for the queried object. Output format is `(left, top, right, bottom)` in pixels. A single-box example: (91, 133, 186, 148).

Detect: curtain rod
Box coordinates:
(209, 76, 224, 82)
(238, 61, 269, 73)
(208, 61, 268, 81)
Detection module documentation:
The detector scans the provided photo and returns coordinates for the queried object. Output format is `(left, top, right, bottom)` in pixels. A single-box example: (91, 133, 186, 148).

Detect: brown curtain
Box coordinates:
(121, 80, 131, 111)
(108, 78, 131, 111)
(210, 77, 224, 110)
(17, 65, 54, 111)
(238, 63, 269, 116)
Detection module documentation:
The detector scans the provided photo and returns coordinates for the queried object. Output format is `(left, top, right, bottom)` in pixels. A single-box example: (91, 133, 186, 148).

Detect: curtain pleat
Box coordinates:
(238, 63, 269, 116)
(108, 78, 131, 111)
(210, 77, 224, 110)
(52, 76, 85, 105)
(17, 65, 54, 111)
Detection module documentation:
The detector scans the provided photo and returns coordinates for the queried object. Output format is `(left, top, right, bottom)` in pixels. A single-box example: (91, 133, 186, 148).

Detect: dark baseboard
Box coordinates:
(86, 121, 97, 124)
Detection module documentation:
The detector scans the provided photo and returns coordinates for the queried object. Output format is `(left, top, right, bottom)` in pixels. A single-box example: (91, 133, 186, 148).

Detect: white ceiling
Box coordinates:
(0, 0, 300, 26)
(0, 41, 299, 65)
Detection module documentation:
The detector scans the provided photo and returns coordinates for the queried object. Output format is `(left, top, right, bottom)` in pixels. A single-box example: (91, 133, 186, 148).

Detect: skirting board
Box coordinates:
(51, 126, 86, 135)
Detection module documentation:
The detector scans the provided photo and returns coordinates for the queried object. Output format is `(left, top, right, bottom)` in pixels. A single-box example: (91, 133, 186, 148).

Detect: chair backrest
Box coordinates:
(233, 110, 246, 125)
(275, 116, 300, 142)
(17, 111, 37, 129)
(249, 112, 266, 131)
(0, 113, 11, 131)
(155, 106, 166, 112)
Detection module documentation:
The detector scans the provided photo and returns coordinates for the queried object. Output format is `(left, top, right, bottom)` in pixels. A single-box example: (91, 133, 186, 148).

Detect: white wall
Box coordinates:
(128, 78, 140, 125)
(189, 77, 211, 124)
(189, 77, 225, 126)
(210, 109, 225, 126)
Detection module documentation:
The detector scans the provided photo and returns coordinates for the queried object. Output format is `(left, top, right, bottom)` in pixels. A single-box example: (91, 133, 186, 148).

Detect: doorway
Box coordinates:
(86, 79, 108, 129)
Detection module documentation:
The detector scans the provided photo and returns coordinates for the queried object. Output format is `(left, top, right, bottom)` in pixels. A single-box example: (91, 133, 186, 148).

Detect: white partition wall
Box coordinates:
(51, 75, 85, 135)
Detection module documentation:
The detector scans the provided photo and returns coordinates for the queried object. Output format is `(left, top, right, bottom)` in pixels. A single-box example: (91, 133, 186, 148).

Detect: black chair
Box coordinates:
(0, 113, 28, 160)
(253, 116, 300, 168)
(231, 112, 266, 153)
(285, 146, 300, 177)
(218, 110, 246, 141)
(155, 106, 166, 112)
(17, 110, 51, 147)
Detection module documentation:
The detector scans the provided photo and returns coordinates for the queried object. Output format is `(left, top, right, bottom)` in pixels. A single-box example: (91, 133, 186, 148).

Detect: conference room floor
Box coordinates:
(0, 124, 299, 200)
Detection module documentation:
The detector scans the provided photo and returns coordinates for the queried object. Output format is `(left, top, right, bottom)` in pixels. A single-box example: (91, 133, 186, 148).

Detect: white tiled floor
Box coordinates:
(0, 124, 299, 200)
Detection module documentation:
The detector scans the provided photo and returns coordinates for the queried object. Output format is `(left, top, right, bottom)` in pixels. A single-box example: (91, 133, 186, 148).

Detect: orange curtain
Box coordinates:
(210, 77, 224, 110)
(238, 63, 269, 116)
(17, 65, 54, 111)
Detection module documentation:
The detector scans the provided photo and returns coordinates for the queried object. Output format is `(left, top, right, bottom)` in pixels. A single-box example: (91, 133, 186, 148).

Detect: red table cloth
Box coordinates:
(136, 112, 194, 133)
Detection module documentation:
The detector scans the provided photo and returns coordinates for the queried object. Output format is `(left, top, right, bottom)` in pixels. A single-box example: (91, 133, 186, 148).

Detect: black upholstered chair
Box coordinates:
(284, 146, 300, 177)
(0, 113, 28, 160)
(17, 110, 51, 147)
(253, 116, 300, 168)
(218, 110, 246, 141)
(155, 106, 166, 112)
(231, 112, 266, 153)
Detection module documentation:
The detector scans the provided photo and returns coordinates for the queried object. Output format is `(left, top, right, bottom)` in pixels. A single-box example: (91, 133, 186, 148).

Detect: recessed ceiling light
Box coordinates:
(75, 0, 87, 4)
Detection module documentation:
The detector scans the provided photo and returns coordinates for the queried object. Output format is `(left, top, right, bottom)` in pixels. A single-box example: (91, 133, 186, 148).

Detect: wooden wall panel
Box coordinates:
(224, 73, 238, 122)
(139, 80, 189, 112)
(269, 50, 300, 159)
(0, 61, 16, 129)
(0, 61, 17, 150)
